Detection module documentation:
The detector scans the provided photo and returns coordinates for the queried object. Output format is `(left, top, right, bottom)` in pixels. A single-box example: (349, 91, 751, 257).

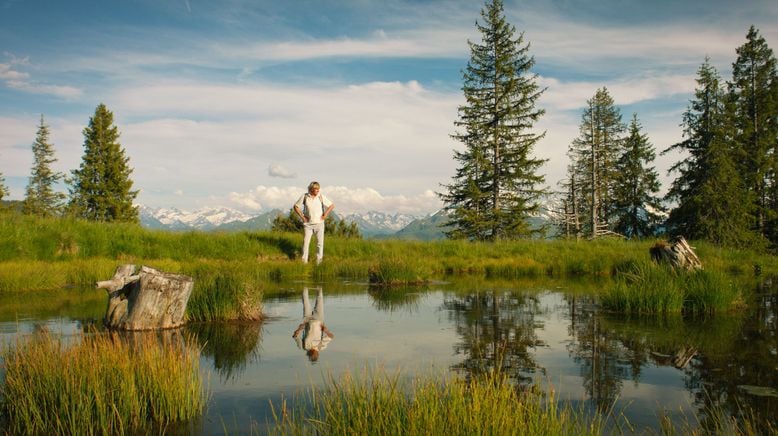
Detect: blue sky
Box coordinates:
(1, 0, 776, 215)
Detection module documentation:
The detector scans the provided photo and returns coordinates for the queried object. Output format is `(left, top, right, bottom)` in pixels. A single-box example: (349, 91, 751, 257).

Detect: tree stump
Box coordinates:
(97, 265, 194, 330)
(649, 236, 702, 271)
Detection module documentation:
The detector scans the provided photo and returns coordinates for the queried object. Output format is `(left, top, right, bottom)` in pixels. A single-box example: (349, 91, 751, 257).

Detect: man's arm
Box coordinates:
(292, 323, 305, 337)
(322, 324, 334, 338)
(293, 205, 308, 223)
(322, 204, 335, 220)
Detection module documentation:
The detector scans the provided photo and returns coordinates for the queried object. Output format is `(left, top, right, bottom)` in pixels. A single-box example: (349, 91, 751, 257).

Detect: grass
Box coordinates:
(601, 260, 743, 315)
(267, 366, 774, 436)
(2, 212, 776, 315)
(0, 329, 206, 435)
(270, 368, 604, 435)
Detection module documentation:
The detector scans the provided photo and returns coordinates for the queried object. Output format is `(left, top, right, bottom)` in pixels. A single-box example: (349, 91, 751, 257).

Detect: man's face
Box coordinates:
(309, 187, 320, 195)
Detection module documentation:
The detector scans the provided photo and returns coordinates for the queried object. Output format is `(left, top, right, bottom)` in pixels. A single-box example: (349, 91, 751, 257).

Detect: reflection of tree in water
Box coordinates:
(681, 291, 778, 431)
(564, 295, 635, 412)
(573, 284, 777, 431)
(186, 322, 263, 381)
(368, 286, 424, 313)
(444, 290, 546, 386)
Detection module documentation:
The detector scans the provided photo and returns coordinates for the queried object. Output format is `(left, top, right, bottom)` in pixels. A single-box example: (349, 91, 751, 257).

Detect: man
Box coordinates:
(292, 287, 334, 362)
(293, 181, 334, 264)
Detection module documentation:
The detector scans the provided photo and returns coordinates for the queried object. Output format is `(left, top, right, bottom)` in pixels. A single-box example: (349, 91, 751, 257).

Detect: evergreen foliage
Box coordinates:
(565, 87, 626, 238)
(68, 104, 139, 222)
(440, 0, 546, 241)
(663, 59, 758, 246)
(0, 171, 9, 203)
(728, 26, 778, 243)
(271, 209, 362, 239)
(22, 115, 66, 217)
(612, 114, 663, 238)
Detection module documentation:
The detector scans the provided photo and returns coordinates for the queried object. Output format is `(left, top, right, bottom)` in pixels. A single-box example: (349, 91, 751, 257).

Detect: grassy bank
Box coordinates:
(0, 330, 206, 435)
(2, 212, 776, 315)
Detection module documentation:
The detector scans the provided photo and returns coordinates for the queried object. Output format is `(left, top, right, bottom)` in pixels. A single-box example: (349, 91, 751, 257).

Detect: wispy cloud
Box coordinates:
(0, 55, 82, 99)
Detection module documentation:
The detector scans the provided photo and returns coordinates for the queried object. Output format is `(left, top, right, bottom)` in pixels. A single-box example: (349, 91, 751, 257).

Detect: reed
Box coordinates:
(602, 261, 743, 315)
(270, 368, 603, 435)
(0, 330, 206, 435)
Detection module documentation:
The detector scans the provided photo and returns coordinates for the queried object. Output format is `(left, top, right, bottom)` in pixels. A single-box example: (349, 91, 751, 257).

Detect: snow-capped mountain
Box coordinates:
(138, 205, 423, 235)
(139, 206, 253, 230)
(340, 211, 419, 236)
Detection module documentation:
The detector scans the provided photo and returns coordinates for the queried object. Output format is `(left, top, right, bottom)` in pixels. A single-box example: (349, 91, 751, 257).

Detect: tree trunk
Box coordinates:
(97, 265, 194, 330)
(649, 236, 703, 270)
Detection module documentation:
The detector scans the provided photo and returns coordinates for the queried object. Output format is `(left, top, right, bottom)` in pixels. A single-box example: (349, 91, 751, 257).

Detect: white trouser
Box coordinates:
(302, 222, 325, 263)
(302, 287, 324, 321)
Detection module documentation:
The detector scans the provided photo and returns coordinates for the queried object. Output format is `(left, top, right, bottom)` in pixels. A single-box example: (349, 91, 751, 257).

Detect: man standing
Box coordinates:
(293, 181, 334, 264)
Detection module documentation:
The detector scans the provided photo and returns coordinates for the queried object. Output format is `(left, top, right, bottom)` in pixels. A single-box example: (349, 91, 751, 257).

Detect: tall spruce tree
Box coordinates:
(566, 87, 625, 238)
(23, 115, 66, 217)
(664, 59, 757, 246)
(68, 104, 139, 222)
(728, 26, 778, 243)
(612, 114, 662, 238)
(440, 0, 546, 240)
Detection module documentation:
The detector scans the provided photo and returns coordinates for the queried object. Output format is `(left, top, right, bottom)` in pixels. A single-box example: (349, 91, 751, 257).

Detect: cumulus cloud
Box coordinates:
(268, 163, 297, 179)
(227, 185, 441, 215)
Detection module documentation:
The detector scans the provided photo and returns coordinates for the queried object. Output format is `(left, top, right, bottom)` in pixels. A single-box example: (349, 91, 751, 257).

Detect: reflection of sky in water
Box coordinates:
(1, 284, 774, 434)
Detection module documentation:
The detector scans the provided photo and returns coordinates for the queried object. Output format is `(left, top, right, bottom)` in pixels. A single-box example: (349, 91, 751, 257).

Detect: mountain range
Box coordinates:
(138, 205, 427, 237)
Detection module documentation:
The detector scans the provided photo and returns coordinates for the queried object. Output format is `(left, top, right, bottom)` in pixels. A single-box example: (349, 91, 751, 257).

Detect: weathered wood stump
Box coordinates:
(97, 265, 194, 330)
(649, 236, 702, 271)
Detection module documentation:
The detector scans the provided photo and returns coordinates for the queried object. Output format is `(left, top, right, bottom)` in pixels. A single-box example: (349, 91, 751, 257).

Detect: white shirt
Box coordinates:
(295, 193, 333, 224)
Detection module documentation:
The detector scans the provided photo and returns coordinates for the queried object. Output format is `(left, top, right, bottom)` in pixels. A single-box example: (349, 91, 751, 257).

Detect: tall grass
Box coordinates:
(602, 261, 742, 315)
(2, 213, 776, 310)
(1, 330, 206, 435)
(270, 368, 604, 435)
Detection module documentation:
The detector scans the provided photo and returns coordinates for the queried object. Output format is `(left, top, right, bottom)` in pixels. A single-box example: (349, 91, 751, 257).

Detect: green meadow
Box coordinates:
(1, 211, 776, 318)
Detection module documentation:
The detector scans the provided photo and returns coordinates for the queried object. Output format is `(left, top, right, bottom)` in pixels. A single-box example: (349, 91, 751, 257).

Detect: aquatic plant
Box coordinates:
(0, 330, 206, 435)
(602, 261, 742, 314)
(270, 368, 604, 435)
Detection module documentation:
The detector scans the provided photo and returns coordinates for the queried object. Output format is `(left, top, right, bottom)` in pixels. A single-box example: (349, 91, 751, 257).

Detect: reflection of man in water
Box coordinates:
(292, 287, 334, 362)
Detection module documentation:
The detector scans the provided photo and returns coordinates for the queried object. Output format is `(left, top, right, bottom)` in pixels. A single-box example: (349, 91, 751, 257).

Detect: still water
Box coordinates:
(1, 280, 776, 433)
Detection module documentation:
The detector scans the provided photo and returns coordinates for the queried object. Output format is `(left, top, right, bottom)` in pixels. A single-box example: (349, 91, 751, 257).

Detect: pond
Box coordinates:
(1, 279, 776, 433)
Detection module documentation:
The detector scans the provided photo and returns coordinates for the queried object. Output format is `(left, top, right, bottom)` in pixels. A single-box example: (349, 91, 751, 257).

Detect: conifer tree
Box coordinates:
(728, 26, 778, 242)
(0, 171, 9, 202)
(664, 59, 757, 246)
(23, 115, 66, 217)
(566, 87, 625, 237)
(440, 0, 546, 240)
(68, 104, 139, 222)
(612, 114, 662, 238)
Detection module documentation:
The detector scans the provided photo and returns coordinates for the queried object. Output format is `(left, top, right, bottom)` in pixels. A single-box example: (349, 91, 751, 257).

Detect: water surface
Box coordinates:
(1, 280, 775, 433)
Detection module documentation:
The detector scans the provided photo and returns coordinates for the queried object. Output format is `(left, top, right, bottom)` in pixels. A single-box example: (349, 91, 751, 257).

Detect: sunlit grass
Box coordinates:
(270, 368, 604, 435)
(0, 330, 206, 435)
(601, 261, 742, 314)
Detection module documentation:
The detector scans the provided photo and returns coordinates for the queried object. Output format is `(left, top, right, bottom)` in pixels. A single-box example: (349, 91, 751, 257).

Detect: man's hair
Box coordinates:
(308, 181, 320, 192)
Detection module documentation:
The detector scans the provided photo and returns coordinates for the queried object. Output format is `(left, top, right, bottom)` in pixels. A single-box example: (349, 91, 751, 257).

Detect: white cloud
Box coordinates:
(0, 56, 82, 99)
(227, 185, 441, 215)
(539, 74, 696, 111)
(268, 163, 297, 179)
